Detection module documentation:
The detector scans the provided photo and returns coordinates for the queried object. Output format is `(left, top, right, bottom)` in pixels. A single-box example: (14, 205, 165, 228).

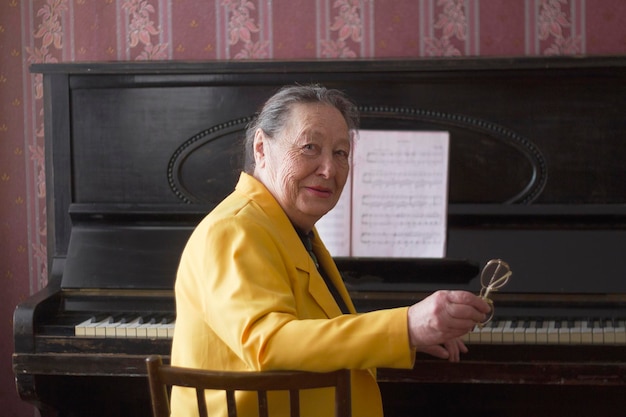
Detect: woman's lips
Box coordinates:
(306, 186, 332, 197)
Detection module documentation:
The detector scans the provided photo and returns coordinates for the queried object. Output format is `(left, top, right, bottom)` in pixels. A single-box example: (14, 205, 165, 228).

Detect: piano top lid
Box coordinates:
(29, 55, 626, 76)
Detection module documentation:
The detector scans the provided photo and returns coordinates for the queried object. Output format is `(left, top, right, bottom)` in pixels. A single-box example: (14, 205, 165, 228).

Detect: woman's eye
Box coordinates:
(301, 144, 318, 154)
(335, 149, 350, 159)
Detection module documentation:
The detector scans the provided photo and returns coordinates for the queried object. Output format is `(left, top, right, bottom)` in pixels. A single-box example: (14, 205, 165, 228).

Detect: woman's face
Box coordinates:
(253, 102, 351, 232)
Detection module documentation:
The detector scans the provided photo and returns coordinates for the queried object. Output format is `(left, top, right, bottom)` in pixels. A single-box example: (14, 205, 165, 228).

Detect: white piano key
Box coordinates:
(614, 320, 626, 344)
(135, 320, 153, 338)
(546, 321, 559, 344)
(467, 325, 482, 344)
(513, 321, 526, 344)
(501, 320, 515, 343)
(569, 320, 582, 344)
(478, 322, 493, 344)
(603, 319, 616, 344)
(157, 320, 176, 340)
(592, 320, 604, 344)
(580, 320, 593, 344)
(146, 324, 160, 339)
(524, 321, 537, 344)
(535, 321, 548, 344)
(166, 320, 176, 339)
(490, 320, 506, 344)
(558, 320, 570, 345)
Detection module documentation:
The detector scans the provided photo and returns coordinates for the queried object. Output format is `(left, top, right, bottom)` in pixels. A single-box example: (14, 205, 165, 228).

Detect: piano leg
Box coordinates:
(15, 374, 61, 417)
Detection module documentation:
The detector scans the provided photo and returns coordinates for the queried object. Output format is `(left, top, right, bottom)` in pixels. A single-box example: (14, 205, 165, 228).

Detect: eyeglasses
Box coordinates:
(477, 259, 512, 328)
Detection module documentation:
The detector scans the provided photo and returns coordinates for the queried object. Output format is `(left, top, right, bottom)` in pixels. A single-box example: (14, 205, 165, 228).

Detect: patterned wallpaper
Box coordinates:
(1, 0, 625, 415)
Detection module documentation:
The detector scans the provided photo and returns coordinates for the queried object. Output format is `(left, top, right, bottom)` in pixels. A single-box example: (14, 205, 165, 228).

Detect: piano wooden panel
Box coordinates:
(13, 57, 626, 417)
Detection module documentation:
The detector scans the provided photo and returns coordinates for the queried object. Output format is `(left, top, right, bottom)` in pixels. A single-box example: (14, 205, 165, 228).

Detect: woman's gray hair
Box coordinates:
(243, 84, 360, 173)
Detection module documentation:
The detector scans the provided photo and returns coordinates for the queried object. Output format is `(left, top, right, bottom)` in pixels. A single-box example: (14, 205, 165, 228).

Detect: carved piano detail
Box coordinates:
(13, 58, 626, 417)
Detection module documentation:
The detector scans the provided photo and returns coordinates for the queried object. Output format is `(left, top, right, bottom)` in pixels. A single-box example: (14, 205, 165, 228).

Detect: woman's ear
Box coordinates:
(253, 129, 266, 168)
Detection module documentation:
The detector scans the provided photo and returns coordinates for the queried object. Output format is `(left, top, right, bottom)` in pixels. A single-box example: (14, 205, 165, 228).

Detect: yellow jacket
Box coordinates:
(170, 173, 415, 417)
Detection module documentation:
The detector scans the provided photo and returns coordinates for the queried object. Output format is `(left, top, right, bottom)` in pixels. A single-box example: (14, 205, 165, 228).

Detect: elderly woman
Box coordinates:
(170, 85, 490, 417)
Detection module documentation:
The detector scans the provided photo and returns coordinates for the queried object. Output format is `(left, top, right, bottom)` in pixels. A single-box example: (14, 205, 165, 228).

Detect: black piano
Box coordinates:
(13, 57, 626, 417)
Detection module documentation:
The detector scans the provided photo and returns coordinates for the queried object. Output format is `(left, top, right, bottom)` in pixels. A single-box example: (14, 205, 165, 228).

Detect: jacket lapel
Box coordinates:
(311, 231, 356, 315)
(275, 223, 350, 318)
(290, 231, 345, 318)
(235, 173, 353, 318)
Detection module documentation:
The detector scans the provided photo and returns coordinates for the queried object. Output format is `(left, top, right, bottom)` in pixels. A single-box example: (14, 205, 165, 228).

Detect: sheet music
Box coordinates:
(353, 130, 449, 258)
(315, 172, 352, 257)
(315, 130, 449, 258)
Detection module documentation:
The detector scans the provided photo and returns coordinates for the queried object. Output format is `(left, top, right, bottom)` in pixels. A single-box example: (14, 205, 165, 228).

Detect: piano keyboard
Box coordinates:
(71, 315, 626, 344)
(464, 318, 626, 345)
(75, 314, 175, 339)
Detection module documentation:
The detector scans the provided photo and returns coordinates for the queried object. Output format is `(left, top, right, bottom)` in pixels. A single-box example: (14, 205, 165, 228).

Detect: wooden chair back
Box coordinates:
(146, 355, 351, 417)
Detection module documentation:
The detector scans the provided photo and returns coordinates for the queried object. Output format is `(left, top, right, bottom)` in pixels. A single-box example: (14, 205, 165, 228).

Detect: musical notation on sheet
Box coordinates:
(316, 130, 450, 258)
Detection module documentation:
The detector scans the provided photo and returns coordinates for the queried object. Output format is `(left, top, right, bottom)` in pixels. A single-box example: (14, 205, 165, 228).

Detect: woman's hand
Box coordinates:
(407, 290, 490, 361)
(415, 338, 468, 362)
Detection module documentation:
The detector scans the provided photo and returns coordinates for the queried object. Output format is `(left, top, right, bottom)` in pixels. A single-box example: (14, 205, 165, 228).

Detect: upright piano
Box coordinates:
(13, 57, 626, 417)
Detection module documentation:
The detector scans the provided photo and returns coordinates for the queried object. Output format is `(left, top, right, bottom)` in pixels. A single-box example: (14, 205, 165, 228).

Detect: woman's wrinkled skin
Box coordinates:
(253, 102, 351, 233)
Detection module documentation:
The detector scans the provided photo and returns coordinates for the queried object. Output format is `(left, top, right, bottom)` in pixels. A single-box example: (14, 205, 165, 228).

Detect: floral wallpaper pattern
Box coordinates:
(537, 0, 583, 54)
(1, 0, 625, 415)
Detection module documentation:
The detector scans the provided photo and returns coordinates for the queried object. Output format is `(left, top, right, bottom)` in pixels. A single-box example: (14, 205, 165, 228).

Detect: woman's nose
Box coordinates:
(316, 153, 336, 178)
